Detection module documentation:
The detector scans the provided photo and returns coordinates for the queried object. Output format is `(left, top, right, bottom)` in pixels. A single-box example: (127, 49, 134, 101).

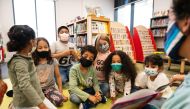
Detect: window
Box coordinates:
(117, 4, 131, 29)
(13, 0, 56, 44)
(133, 0, 153, 28)
(13, 0, 37, 32)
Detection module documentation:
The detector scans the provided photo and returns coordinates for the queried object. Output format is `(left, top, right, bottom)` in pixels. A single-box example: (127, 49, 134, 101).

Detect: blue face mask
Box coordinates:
(111, 63, 122, 72)
(164, 22, 186, 60)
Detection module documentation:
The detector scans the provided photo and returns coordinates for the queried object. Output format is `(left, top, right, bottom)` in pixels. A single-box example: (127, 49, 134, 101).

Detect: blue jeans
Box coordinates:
(70, 88, 96, 104)
(99, 81, 109, 96)
(59, 66, 71, 84)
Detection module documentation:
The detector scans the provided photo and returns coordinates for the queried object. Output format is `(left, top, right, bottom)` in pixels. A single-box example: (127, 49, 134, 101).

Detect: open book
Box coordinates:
(111, 83, 171, 109)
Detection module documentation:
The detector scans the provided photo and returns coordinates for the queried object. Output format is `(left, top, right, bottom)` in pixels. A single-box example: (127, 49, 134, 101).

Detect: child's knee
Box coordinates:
(70, 94, 82, 104)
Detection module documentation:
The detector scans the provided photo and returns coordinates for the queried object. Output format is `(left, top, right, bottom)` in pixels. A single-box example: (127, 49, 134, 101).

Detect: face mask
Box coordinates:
(164, 22, 186, 60)
(59, 33, 69, 42)
(80, 57, 93, 67)
(111, 63, 122, 72)
(37, 51, 49, 58)
(99, 43, 109, 53)
(144, 67, 158, 76)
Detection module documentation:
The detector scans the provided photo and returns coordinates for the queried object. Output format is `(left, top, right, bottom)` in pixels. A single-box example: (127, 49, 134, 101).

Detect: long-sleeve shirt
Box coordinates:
(7, 54, 45, 107)
(109, 71, 131, 97)
(69, 64, 100, 102)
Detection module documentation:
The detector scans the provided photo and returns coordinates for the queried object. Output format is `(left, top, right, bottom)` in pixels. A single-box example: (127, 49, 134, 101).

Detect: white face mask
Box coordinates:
(144, 67, 158, 76)
(59, 33, 69, 42)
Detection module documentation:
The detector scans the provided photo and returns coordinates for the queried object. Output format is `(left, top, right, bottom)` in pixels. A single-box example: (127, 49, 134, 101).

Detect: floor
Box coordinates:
(1, 62, 190, 109)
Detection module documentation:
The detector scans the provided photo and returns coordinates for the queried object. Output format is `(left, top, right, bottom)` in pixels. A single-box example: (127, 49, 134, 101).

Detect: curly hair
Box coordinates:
(173, 0, 190, 20)
(103, 50, 137, 87)
(7, 25, 35, 52)
(32, 37, 53, 65)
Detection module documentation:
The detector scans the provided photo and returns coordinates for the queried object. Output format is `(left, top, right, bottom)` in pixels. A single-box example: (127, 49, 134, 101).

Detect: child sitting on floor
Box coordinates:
(32, 37, 68, 107)
(69, 45, 107, 109)
(103, 50, 137, 102)
(136, 54, 173, 109)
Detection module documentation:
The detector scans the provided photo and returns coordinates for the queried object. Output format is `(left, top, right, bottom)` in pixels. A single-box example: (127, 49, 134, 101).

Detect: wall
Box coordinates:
(0, 0, 15, 62)
(55, 0, 114, 27)
(0, 0, 14, 78)
(153, 0, 172, 13)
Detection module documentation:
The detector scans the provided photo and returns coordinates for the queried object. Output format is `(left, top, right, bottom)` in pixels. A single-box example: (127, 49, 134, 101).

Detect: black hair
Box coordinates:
(7, 25, 35, 52)
(173, 0, 190, 20)
(32, 37, 53, 65)
(58, 26, 69, 33)
(81, 45, 97, 60)
(103, 50, 137, 87)
(144, 54, 163, 67)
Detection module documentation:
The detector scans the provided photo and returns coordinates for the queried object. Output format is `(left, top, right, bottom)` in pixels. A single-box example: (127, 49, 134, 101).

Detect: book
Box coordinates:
(111, 83, 171, 109)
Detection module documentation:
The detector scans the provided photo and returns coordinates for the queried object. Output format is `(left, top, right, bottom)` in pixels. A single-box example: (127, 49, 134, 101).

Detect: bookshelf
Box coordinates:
(133, 25, 157, 62)
(109, 22, 136, 62)
(67, 16, 110, 49)
(150, 15, 169, 50)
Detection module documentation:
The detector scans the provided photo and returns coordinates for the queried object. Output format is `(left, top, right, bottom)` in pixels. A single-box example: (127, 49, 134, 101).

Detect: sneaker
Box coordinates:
(79, 102, 94, 109)
(100, 96, 107, 103)
(79, 103, 84, 109)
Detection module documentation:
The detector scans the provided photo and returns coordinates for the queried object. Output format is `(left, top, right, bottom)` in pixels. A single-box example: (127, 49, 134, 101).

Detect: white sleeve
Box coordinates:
(135, 72, 148, 88)
(124, 80, 131, 95)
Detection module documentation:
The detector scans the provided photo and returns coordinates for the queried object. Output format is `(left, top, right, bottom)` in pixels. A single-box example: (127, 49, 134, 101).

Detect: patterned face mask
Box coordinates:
(144, 67, 158, 76)
(164, 21, 186, 60)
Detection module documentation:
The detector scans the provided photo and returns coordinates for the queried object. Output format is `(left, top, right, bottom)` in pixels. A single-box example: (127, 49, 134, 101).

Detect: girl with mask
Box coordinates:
(94, 34, 110, 96)
(51, 26, 77, 85)
(103, 50, 137, 102)
(69, 45, 107, 109)
(136, 54, 173, 109)
(32, 37, 68, 107)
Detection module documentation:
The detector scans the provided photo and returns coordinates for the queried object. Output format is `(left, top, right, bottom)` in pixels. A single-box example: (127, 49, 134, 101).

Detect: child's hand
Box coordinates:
(95, 92, 102, 102)
(63, 95, 68, 102)
(88, 95, 98, 104)
(155, 92, 162, 100)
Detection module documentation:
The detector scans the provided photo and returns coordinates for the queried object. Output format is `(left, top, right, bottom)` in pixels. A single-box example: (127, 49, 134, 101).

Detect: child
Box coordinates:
(136, 54, 173, 109)
(103, 50, 137, 101)
(94, 33, 110, 96)
(7, 25, 56, 109)
(69, 45, 107, 109)
(32, 37, 68, 107)
(51, 26, 77, 84)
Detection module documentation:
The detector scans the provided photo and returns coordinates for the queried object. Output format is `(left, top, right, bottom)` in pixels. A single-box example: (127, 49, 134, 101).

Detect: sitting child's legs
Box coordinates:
(99, 82, 109, 96)
(43, 87, 65, 107)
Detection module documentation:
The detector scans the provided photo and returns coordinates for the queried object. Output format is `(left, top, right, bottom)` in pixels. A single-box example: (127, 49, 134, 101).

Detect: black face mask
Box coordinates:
(37, 51, 49, 58)
(80, 57, 93, 67)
